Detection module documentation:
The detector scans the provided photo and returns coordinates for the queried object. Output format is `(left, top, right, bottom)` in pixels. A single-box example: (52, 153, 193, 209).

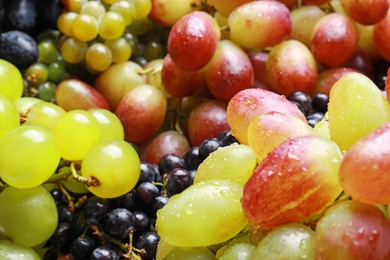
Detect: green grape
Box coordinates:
(71, 13, 99, 42)
(62, 172, 90, 194)
(126, 0, 152, 20)
(81, 139, 140, 198)
(193, 143, 257, 186)
(48, 60, 66, 83)
(0, 125, 61, 188)
(122, 31, 139, 53)
(66, 0, 88, 13)
(25, 63, 49, 86)
(105, 37, 132, 63)
(102, 0, 119, 4)
(80, 1, 106, 19)
(38, 81, 56, 101)
(143, 41, 164, 61)
(85, 43, 113, 72)
(60, 37, 88, 64)
(98, 11, 126, 40)
(0, 240, 41, 260)
(156, 180, 248, 247)
(24, 101, 66, 132)
(57, 12, 78, 36)
(0, 95, 20, 140)
(88, 108, 124, 141)
(219, 242, 256, 260)
(164, 247, 216, 260)
(14, 96, 43, 114)
(126, 16, 153, 35)
(109, 0, 137, 26)
(252, 223, 315, 259)
(53, 109, 100, 161)
(37, 40, 58, 64)
(0, 59, 24, 101)
(0, 186, 58, 247)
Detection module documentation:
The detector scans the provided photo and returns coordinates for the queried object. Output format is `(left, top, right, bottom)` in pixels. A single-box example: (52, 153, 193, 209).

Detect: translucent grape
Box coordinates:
(105, 37, 132, 63)
(0, 186, 58, 247)
(98, 11, 126, 40)
(71, 14, 99, 42)
(14, 96, 43, 114)
(81, 139, 141, 198)
(85, 43, 113, 72)
(24, 101, 66, 132)
(0, 240, 41, 260)
(37, 40, 58, 64)
(109, 0, 136, 26)
(0, 125, 61, 188)
(0, 59, 24, 101)
(219, 242, 256, 260)
(194, 143, 256, 185)
(164, 247, 215, 259)
(53, 109, 100, 161)
(25, 63, 49, 87)
(80, 1, 106, 19)
(156, 179, 248, 247)
(64, 0, 88, 13)
(88, 108, 125, 141)
(126, 0, 152, 20)
(57, 12, 78, 37)
(37, 81, 57, 101)
(48, 60, 67, 83)
(0, 95, 20, 140)
(60, 37, 88, 64)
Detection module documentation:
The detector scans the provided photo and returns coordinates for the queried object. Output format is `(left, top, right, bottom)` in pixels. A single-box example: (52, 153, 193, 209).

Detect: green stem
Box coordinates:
(70, 162, 99, 187)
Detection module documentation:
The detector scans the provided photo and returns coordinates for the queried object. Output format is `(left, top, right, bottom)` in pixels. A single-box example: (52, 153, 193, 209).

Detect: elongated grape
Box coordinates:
(0, 125, 61, 188)
(0, 186, 58, 247)
(164, 247, 215, 260)
(88, 108, 125, 141)
(0, 240, 41, 259)
(81, 139, 140, 198)
(0, 95, 20, 140)
(156, 179, 248, 247)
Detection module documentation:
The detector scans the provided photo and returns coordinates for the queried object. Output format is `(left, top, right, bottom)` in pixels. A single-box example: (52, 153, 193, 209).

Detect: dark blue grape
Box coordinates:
(135, 231, 160, 260)
(218, 130, 239, 146)
(89, 245, 120, 260)
(158, 154, 187, 175)
(82, 196, 110, 226)
(133, 210, 150, 237)
(104, 208, 135, 239)
(183, 146, 203, 171)
(165, 168, 192, 195)
(198, 138, 223, 160)
(70, 236, 95, 260)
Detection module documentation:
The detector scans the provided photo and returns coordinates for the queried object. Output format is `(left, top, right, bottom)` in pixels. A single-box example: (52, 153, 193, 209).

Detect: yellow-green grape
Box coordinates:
(328, 72, 390, 151)
(0, 95, 20, 140)
(219, 242, 256, 260)
(109, 0, 137, 26)
(85, 43, 113, 72)
(143, 59, 170, 98)
(0, 59, 24, 101)
(0, 186, 58, 247)
(126, 0, 152, 20)
(156, 179, 248, 247)
(66, 0, 88, 13)
(81, 139, 140, 198)
(105, 37, 132, 63)
(156, 239, 176, 260)
(0, 125, 61, 188)
(71, 14, 99, 42)
(164, 247, 216, 260)
(14, 96, 43, 114)
(0, 240, 41, 259)
(314, 116, 330, 139)
(102, 0, 119, 4)
(62, 173, 90, 194)
(57, 12, 78, 37)
(194, 143, 256, 186)
(88, 108, 124, 141)
(24, 63, 49, 86)
(60, 37, 88, 64)
(24, 101, 66, 132)
(53, 109, 100, 161)
(38, 81, 57, 101)
(98, 11, 126, 40)
(80, 1, 106, 19)
(252, 223, 315, 259)
(37, 40, 58, 64)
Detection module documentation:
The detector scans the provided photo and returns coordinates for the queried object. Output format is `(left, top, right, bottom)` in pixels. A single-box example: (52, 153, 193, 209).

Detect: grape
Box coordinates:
(208, 0, 252, 17)
(80, 1, 106, 20)
(373, 9, 390, 62)
(109, 0, 136, 26)
(242, 135, 343, 228)
(53, 109, 100, 161)
(0, 125, 61, 188)
(0, 186, 58, 247)
(57, 12, 78, 37)
(56, 79, 110, 111)
(266, 39, 317, 97)
(37, 40, 58, 64)
(313, 67, 358, 95)
(149, 0, 198, 27)
(219, 242, 255, 260)
(60, 37, 88, 64)
(71, 13, 99, 43)
(0, 239, 41, 259)
(105, 37, 132, 63)
(164, 247, 215, 260)
(328, 72, 390, 151)
(252, 223, 314, 259)
(104, 208, 135, 239)
(38, 81, 57, 101)
(248, 51, 269, 89)
(70, 236, 96, 260)
(227, 1, 291, 49)
(187, 99, 229, 146)
(167, 11, 221, 71)
(205, 40, 254, 102)
(310, 13, 359, 67)
(135, 231, 160, 260)
(47, 60, 67, 83)
(341, 0, 389, 25)
(98, 11, 126, 40)
(127, 0, 152, 20)
(81, 139, 141, 198)
(85, 42, 113, 72)
(24, 101, 66, 132)
(25, 63, 49, 86)
(62, 173, 90, 194)
(14, 96, 43, 114)
(156, 179, 248, 247)
(63, 0, 88, 13)
(194, 143, 256, 186)
(88, 108, 125, 141)
(0, 59, 24, 101)
(0, 95, 20, 140)
(114, 84, 167, 144)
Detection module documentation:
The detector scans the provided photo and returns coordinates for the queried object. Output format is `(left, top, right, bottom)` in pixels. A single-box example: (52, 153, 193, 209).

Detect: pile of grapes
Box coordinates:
(1, 0, 390, 259)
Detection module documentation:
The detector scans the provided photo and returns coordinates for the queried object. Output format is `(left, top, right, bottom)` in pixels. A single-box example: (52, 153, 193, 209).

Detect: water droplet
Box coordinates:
(219, 189, 231, 198)
(300, 239, 308, 250)
(185, 204, 194, 215)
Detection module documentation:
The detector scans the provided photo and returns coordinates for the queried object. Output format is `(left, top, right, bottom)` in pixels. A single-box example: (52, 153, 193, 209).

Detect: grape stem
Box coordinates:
(70, 162, 99, 187)
(44, 166, 72, 183)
